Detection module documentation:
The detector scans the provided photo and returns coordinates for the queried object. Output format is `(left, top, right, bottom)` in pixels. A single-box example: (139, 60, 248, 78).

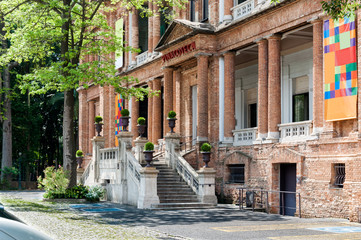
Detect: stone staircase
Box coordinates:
(150, 161, 214, 210)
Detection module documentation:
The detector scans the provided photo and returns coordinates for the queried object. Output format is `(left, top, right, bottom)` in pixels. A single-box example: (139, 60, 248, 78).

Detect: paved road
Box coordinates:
(2, 191, 361, 240)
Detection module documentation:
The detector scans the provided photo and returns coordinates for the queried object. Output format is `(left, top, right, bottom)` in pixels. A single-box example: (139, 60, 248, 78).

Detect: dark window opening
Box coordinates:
(292, 93, 309, 122)
(334, 163, 345, 188)
(160, 12, 169, 37)
(138, 11, 148, 53)
(228, 164, 245, 184)
(190, 0, 195, 22)
(237, 0, 248, 4)
(249, 103, 257, 128)
(202, 0, 208, 21)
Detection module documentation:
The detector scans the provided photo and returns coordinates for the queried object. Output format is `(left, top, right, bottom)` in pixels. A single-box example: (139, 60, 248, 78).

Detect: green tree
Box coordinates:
(0, 0, 184, 187)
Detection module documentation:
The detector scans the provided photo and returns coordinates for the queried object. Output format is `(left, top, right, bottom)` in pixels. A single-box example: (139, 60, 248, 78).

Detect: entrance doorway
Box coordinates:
(280, 163, 296, 216)
(139, 96, 148, 139)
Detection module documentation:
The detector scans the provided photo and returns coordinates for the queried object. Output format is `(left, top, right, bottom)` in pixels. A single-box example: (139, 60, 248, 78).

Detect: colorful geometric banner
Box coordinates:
(115, 94, 124, 146)
(324, 15, 358, 121)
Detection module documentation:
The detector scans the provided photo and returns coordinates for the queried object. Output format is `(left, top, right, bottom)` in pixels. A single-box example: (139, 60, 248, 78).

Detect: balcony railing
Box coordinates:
(278, 120, 313, 143)
(231, 0, 254, 21)
(136, 51, 148, 66)
(233, 127, 258, 146)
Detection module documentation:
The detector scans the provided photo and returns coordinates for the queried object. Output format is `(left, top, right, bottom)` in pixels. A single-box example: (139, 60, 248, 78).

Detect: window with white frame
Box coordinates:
(281, 48, 313, 123)
(235, 64, 258, 130)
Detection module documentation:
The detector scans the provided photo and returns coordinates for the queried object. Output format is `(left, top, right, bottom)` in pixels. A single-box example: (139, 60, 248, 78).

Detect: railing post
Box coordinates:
(266, 191, 269, 214)
(134, 137, 148, 165)
(282, 192, 285, 215)
(197, 168, 217, 205)
(298, 193, 301, 218)
(164, 133, 181, 170)
(252, 190, 255, 212)
(91, 136, 105, 184)
(137, 167, 160, 209)
(241, 188, 243, 209)
(116, 132, 134, 204)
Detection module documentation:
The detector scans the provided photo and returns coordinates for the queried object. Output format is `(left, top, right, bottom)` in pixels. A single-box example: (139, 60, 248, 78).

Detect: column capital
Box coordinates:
(308, 17, 322, 24)
(161, 66, 174, 71)
(265, 33, 282, 40)
(194, 52, 213, 58)
(220, 50, 236, 56)
(254, 37, 268, 44)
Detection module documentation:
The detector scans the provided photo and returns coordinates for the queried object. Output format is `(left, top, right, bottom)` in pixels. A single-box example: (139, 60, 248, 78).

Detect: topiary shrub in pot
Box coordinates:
(200, 143, 212, 168)
(143, 142, 155, 167)
(120, 109, 130, 131)
(167, 110, 177, 133)
(137, 117, 146, 137)
(94, 116, 103, 136)
(76, 150, 84, 168)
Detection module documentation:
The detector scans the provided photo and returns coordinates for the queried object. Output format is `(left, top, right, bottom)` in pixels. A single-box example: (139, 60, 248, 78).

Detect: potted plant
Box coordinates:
(143, 142, 155, 167)
(200, 143, 212, 168)
(120, 109, 130, 131)
(94, 116, 103, 136)
(167, 110, 177, 133)
(137, 117, 146, 137)
(76, 150, 84, 168)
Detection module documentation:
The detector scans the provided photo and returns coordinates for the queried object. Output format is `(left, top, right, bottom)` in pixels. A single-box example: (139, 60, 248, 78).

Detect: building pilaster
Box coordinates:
(131, 96, 139, 141)
(131, 9, 139, 65)
(148, 80, 153, 142)
(88, 100, 96, 153)
(175, 69, 182, 133)
(163, 67, 174, 136)
(153, 4, 160, 52)
(224, 0, 233, 23)
(148, 4, 153, 55)
(266, 34, 281, 142)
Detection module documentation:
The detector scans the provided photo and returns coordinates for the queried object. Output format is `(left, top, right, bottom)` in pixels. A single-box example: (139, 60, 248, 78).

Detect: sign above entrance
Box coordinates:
(162, 42, 196, 62)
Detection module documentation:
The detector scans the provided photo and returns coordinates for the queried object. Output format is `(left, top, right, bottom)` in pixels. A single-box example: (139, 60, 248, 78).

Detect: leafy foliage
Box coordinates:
(94, 116, 103, 124)
(144, 142, 154, 151)
(38, 166, 69, 198)
(168, 110, 176, 119)
(121, 109, 130, 117)
(137, 117, 146, 125)
(65, 184, 88, 199)
(200, 143, 212, 152)
(85, 185, 105, 202)
(76, 150, 84, 157)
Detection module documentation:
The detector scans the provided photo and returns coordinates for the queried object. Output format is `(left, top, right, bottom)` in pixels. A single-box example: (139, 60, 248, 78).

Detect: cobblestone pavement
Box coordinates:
(1, 191, 361, 240)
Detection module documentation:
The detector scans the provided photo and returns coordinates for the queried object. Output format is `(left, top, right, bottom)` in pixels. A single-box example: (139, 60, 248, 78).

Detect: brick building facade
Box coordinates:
(78, 0, 361, 220)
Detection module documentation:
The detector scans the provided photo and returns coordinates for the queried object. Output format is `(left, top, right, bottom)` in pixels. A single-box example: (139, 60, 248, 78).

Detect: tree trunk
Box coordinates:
(63, 90, 76, 187)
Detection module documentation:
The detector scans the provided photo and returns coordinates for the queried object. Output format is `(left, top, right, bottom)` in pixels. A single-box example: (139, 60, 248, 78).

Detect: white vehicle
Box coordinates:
(0, 218, 52, 240)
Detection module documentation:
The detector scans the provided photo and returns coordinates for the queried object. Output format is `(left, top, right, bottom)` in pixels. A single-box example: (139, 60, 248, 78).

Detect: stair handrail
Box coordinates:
(169, 150, 199, 194)
(80, 157, 92, 184)
(126, 151, 141, 185)
(179, 136, 197, 153)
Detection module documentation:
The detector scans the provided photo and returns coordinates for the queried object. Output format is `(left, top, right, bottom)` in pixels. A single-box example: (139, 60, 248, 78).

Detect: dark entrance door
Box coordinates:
(139, 97, 148, 139)
(280, 163, 296, 216)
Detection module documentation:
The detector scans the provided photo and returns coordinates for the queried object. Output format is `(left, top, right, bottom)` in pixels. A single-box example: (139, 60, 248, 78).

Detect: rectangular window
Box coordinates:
(334, 163, 345, 188)
(249, 103, 257, 128)
(138, 11, 148, 53)
(228, 164, 245, 184)
(190, 0, 195, 22)
(202, 0, 208, 21)
(292, 93, 309, 122)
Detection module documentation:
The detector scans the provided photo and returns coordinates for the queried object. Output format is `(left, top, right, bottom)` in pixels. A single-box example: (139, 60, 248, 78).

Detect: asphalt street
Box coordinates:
(2, 191, 361, 240)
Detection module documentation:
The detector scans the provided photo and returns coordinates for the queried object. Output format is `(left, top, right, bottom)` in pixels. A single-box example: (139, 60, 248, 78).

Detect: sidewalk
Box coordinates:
(1, 191, 361, 240)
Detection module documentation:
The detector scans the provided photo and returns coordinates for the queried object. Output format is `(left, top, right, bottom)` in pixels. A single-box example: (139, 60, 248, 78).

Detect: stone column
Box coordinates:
(224, 0, 233, 23)
(256, 39, 268, 142)
(153, 4, 160, 53)
(175, 69, 182, 134)
(148, 4, 153, 55)
(223, 51, 235, 142)
(131, 96, 139, 141)
(197, 168, 217, 205)
(131, 8, 139, 65)
(78, 88, 88, 154)
(196, 54, 210, 142)
(148, 80, 153, 141)
(163, 67, 173, 136)
(117, 132, 133, 204)
(312, 19, 324, 136)
(137, 167, 160, 209)
(266, 35, 281, 142)
(88, 100, 96, 152)
(152, 78, 162, 144)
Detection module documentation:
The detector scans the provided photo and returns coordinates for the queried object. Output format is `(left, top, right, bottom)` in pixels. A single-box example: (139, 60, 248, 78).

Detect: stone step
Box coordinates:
(159, 198, 199, 203)
(150, 203, 215, 210)
(157, 190, 195, 195)
(157, 178, 183, 182)
(157, 184, 189, 188)
(159, 195, 198, 200)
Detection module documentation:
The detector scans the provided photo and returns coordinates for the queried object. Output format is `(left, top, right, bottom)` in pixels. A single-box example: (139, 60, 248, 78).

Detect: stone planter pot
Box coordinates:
(120, 116, 130, 131)
(95, 123, 103, 136)
(137, 124, 146, 137)
(143, 150, 154, 167)
(76, 157, 83, 168)
(201, 152, 211, 168)
(167, 118, 177, 133)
